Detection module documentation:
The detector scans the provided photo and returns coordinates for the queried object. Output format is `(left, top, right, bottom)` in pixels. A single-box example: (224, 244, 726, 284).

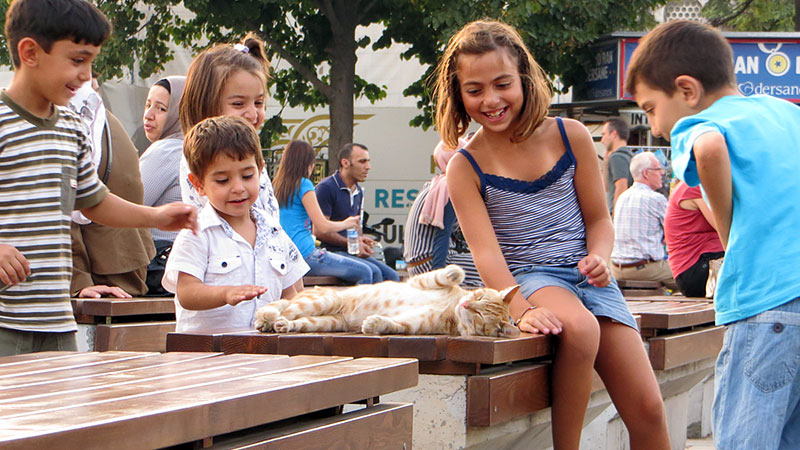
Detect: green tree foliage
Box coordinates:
(703, 0, 796, 31)
(0, 0, 665, 166)
(380, 0, 664, 129)
(0, 0, 181, 82)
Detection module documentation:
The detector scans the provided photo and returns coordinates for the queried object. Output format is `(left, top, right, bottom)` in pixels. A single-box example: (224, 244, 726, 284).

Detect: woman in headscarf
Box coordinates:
(139, 76, 187, 238)
(138, 76, 187, 295)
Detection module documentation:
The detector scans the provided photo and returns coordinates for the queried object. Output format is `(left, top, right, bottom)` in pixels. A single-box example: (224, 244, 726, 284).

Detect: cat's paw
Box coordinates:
(443, 264, 465, 285)
(273, 317, 293, 333)
(254, 306, 281, 332)
(362, 315, 392, 335)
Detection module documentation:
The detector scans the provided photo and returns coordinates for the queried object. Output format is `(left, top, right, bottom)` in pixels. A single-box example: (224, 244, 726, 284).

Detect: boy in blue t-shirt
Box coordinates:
(626, 20, 800, 448)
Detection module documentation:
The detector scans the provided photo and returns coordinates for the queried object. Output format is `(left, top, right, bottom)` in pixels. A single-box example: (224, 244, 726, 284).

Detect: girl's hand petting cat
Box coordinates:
(224, 285, 268, 306)
(578, 253, 611, 287)
(517, 306, 563, 335)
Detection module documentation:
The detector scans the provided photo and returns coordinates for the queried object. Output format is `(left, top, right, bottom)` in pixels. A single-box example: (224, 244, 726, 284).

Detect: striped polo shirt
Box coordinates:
(0, 91, 108, 332)
(457, 117, 587, 272)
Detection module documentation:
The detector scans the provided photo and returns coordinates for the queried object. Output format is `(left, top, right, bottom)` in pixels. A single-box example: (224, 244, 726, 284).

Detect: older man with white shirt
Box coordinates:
(610, 152, 677, 290)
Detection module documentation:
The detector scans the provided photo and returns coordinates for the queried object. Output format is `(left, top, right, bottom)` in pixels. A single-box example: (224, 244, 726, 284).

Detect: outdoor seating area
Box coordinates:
(163, 293, 722, 449)
(0, 351, 417, 449)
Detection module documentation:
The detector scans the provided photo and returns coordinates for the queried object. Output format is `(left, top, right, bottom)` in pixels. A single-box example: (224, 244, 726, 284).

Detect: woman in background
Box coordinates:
(273, 140, 374, 284)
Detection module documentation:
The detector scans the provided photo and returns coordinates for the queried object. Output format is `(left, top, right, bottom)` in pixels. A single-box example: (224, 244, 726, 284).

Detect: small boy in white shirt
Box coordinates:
(163, 116, 308, 332)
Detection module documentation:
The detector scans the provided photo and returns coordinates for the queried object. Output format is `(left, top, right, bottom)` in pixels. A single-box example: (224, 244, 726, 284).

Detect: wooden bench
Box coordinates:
(627, 298, 723, 370)
(617, 279, 669, 296)
(0, 351, 417, 449)
(302, 275, 347, 286)
(72, 297, 176, 352)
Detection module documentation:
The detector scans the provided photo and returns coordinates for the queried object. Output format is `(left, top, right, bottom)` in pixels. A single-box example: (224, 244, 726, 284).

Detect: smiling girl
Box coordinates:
(437, 20, 670, 449)
(178, 33, 279, 220)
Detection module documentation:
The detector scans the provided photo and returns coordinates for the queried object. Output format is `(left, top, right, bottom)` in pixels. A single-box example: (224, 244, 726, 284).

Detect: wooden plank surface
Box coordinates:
(209, 402, 413, 450)
(628, 300, 716, 330)
(0, 352, 418, 450)
(447, 333, 553, 365)
(94, 321, 176, 352)
(467, 363, 550, 426)
(648, 326, 724, 370)
(174, 330, 554, 368)
(74, 297, 176, 318)
(302, 275, 346, 286)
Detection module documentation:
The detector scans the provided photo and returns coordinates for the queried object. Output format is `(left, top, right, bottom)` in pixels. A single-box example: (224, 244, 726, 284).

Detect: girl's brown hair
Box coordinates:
(179, 33, 270, 134)
(272, 140, 317, 208)
(434, 20, 552, 148)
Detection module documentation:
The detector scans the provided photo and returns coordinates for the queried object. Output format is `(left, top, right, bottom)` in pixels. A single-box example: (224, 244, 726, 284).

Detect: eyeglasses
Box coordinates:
(645, 167, 665, 173)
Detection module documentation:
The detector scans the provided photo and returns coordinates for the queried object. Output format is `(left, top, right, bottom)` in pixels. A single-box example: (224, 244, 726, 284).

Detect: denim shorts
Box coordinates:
(713, 296, 800, 449)
(513, 265, 638, 331)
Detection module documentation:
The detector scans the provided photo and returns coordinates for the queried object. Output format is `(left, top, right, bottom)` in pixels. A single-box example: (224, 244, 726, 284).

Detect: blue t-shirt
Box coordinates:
(671, 94, 800, 324)
(315, 171, 363, 252)
(278, 178, 316, 257)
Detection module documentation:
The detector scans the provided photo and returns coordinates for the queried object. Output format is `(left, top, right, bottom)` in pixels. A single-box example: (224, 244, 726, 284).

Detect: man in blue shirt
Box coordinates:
(316, 143, 399, 282)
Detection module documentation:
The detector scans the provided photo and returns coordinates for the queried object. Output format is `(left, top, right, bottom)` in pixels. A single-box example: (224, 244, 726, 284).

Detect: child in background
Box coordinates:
(0, 0, 197, 356)
(437, 20, 669, 448)
(178, 34, 279, 221)
(163, 116, 308, 332)
(626, 20, 800, 448)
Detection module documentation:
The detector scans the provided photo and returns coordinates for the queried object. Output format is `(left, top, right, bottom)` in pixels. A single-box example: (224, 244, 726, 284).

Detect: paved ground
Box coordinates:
(685, 437, 715, 449)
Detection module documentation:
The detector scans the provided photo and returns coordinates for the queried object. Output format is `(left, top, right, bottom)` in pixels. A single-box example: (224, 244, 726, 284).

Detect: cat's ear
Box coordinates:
(498, 285, 521, 304)
(499, 322, 521, 338)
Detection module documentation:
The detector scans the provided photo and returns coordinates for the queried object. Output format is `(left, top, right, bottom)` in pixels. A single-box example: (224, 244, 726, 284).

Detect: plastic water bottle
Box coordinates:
(347, 228, 359, 255)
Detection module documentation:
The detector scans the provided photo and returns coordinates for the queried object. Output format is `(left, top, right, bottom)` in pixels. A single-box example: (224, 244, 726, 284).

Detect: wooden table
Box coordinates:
(0, 351, 417, 449)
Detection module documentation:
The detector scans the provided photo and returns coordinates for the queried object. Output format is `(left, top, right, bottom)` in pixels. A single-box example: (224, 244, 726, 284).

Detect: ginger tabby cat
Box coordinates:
(255, 265, 520, 337)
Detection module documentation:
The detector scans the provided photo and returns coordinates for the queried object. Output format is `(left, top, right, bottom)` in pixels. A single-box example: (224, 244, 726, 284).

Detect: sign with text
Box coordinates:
(576, 35, 800, 103)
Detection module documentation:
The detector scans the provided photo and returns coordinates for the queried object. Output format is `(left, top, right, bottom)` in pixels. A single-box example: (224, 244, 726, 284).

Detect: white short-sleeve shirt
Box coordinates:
(163, 205, 308, 332)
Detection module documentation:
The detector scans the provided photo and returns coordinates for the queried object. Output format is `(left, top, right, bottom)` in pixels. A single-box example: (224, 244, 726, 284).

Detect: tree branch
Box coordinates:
(258, 32, 333, 99)
(709, 0, 757, 27)
(357, 0, 378, 23)
(318, 0, 342, 34)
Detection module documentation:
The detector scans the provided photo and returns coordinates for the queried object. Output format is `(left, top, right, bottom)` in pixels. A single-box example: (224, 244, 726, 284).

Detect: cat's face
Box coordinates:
(454, 285, 521, 338)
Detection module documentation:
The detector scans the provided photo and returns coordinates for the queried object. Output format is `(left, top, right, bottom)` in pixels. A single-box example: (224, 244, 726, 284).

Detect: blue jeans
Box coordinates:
(714, 296, 800, 449)
(513, 265, 638, 331)
(333, 251, 399, 283)
(305, 248, 374, 284)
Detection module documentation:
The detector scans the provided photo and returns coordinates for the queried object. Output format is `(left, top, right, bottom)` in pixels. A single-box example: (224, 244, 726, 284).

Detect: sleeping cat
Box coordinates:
(254, 265, 520, 338)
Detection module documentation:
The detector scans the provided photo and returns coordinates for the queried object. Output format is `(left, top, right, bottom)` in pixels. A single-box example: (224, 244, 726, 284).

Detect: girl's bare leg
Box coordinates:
(531, 287, 601, 450)
(594, 318, 671, 450)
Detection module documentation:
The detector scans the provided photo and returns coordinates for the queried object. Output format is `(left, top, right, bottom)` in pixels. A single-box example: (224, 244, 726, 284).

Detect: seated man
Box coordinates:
(610, 152, 677, 290)
(315, 143, 399, 283)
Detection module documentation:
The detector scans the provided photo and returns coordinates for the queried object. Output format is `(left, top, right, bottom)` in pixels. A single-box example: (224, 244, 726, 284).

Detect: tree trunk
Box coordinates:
(325, 2, 359, 174)
(796, 0, 800, 31)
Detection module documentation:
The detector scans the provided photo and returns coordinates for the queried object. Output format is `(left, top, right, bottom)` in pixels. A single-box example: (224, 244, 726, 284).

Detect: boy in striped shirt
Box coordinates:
(0, 0, 197, 355)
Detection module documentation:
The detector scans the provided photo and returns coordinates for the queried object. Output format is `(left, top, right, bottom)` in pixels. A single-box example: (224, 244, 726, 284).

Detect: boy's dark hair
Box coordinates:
(5, 0, 111, 68)
(604, 117, 630, 142)
(626, 20, 734, 96)
(338, 143, 368, 163)
(183, 115, 264, 181)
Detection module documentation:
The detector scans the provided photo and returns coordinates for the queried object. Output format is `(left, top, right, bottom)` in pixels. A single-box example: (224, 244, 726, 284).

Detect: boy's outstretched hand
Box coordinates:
(224, 285, 268, 306)
(153, 202, 198, 234)
(578, 253, 611, 287)
(0, 244, 30, 288)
